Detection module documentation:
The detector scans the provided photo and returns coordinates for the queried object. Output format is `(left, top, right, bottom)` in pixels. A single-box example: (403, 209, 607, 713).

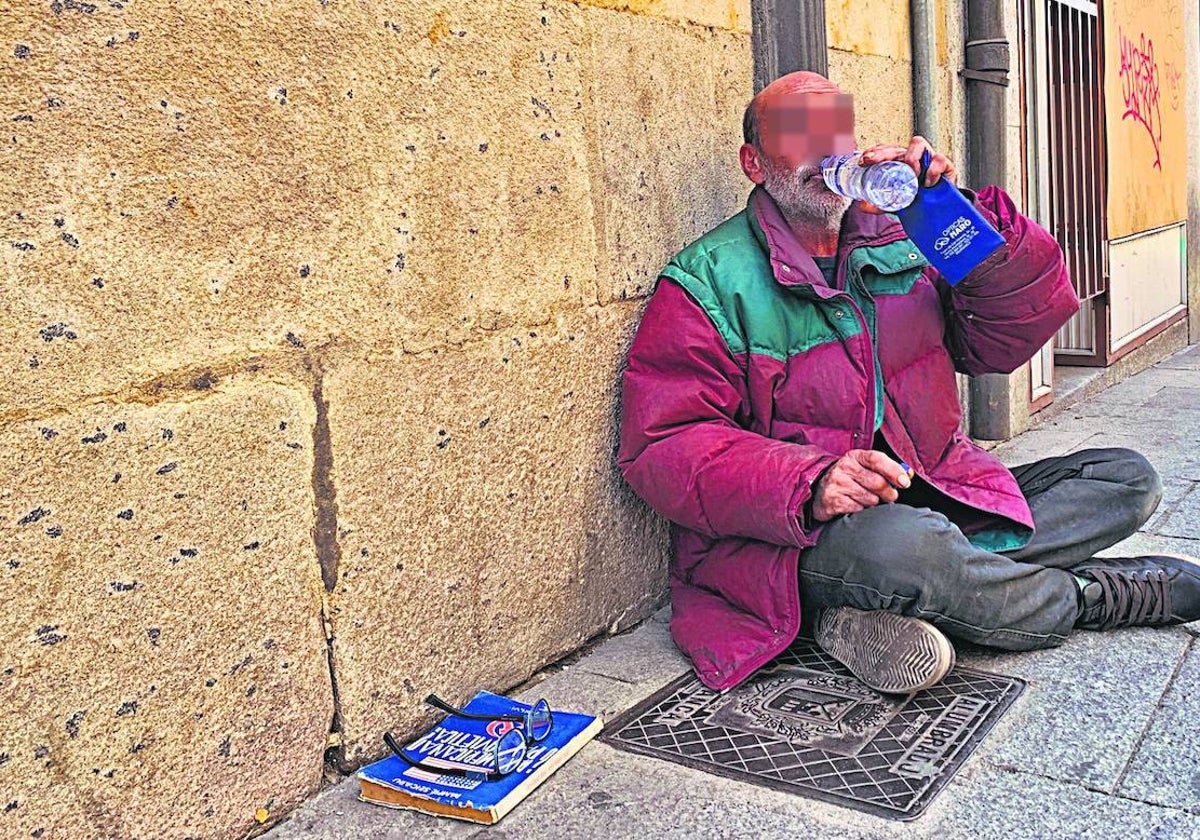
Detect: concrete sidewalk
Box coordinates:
(268, 345, 1200, 840)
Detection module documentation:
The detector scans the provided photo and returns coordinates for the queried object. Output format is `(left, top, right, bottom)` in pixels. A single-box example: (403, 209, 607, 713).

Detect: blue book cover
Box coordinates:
(357, 691, 603, 824)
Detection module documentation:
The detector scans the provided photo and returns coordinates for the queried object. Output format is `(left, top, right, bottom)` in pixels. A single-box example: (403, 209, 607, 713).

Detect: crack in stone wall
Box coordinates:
(309, 359, 342, 594)
(308, 356, 349, 769)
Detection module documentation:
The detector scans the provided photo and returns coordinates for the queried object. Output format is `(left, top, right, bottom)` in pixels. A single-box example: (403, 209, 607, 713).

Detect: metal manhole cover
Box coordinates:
(601, 639, 1024, 821)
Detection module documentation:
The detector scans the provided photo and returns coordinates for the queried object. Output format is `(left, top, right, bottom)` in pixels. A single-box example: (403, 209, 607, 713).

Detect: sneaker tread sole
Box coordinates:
(816, 608, 955, 694)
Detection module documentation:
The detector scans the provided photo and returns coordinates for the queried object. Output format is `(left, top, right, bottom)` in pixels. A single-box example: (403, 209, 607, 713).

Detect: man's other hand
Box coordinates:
(811, 449, 912, 522)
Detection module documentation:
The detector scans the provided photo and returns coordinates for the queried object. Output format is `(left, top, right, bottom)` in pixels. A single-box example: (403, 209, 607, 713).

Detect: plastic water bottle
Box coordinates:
(821, 152, 919, 212)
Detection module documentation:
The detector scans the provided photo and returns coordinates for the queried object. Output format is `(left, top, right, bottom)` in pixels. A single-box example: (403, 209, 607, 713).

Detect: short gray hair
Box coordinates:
(742, 98, 761, 148)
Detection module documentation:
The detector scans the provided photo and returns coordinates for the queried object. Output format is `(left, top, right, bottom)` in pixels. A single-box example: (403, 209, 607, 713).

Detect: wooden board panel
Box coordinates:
(1108, 224, 1187, 350)
(1102, 0, 1190, 238)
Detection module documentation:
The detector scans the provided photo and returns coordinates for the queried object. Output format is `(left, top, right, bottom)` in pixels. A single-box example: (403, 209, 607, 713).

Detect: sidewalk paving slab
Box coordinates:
(1067, 368, 1200, 419)
(919, 763, 1200, 840)
(1155, 349, 1200, 370)
(560, 611, 689, 689)
(1152, 484, 1200, 540)
(1118, 636, 1200, 812)
(1141, 475, 1197, 534)
(979, 421, 1097, 466)
(955, 627, 1190, 791)
(1063, 428, 1200, 483)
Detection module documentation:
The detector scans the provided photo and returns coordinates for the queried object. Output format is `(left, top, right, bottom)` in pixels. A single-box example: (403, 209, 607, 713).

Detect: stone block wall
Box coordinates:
(1, 0, 752, 836)
(827, 0, 914, 150)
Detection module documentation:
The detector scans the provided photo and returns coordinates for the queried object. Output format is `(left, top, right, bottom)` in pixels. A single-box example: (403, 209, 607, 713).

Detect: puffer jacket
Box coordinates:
(618, 184, 1078, 691)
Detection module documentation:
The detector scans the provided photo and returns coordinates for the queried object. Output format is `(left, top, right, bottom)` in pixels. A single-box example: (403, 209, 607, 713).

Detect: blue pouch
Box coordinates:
(895, 150, 1005, 285)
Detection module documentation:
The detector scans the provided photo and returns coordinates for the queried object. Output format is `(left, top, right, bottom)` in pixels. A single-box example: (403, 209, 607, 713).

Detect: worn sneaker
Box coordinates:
(1073, 555, 1200, 630)
(814, 607, 956, 694)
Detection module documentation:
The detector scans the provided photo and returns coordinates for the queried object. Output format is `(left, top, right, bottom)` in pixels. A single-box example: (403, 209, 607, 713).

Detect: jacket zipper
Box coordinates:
(829, 288, 876, 446)
(836, 251, 878, 444)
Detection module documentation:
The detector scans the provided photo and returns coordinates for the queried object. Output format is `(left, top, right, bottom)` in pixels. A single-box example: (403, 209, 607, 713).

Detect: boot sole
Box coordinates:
(815, 607, 956, 694)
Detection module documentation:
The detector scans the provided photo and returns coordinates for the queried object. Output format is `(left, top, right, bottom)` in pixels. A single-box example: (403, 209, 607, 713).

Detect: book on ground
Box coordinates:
(357, 690, 603, 825)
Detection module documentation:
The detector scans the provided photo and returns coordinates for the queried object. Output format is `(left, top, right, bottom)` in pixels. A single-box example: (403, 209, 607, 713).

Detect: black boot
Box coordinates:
(1072, 555, 1200, 630)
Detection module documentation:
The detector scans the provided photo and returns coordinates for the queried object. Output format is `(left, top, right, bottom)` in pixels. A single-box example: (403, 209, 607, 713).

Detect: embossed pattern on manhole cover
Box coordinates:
(601, 639, 1024, 821)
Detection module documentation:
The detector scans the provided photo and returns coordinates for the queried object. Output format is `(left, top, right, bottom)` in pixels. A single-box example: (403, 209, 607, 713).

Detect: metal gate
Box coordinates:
(1026, 0, 1107, 359)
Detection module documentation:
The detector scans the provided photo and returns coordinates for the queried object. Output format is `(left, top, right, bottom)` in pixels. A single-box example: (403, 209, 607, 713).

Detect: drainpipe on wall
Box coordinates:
(962, 0, 1012, 440)
(910, 0, 940, 147)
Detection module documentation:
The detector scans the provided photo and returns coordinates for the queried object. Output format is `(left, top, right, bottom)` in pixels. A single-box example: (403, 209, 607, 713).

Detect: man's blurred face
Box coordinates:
(758, 92, 856, 222)
(760, 92, 856, 166)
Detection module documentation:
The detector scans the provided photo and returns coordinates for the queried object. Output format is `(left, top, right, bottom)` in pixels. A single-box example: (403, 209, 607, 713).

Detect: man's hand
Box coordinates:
(810, 449, 913, 522)
(861, 135, 958, 187)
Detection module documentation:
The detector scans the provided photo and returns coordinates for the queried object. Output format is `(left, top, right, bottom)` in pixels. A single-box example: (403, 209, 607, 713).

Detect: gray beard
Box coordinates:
(762, 161, 852, 230)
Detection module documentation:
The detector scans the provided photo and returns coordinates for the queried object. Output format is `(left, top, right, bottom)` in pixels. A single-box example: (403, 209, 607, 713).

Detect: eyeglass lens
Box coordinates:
(526, 698, 553, 742)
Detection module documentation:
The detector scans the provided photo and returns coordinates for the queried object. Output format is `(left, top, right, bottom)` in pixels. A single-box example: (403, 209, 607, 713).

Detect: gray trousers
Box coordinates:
(798, 448, 1163, 649)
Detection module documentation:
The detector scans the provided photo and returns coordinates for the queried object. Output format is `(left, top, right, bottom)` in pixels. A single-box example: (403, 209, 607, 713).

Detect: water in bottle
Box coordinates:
(821, 152, 919, 212)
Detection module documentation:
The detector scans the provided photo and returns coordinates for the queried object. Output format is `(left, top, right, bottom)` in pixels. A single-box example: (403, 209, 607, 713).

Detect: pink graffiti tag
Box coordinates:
(1118, 29, 1163, 169)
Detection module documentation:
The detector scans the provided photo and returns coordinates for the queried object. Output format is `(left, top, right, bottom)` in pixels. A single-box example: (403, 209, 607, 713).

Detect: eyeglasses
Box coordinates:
(383, 693, 554, 781)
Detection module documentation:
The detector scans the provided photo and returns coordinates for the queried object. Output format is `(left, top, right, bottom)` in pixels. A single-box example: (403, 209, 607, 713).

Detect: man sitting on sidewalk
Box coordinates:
(617, 70, 1200, 695)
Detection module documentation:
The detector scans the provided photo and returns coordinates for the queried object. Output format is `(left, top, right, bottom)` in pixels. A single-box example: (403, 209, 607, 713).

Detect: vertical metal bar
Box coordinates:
(1100, 3, 1109, 286)
(1033, 0, 1054, 226)
(1051, 0, 1060, 244)
(1083, 9, 1098, 297)
(1057, 4, 1071, 290)
(1089, 12, 1098, 296)
(1088, 0, 1106, 358)
(1080, 8, 1089, 291)
(1059, 3, 1070, 276)
(1070, 4, 1080, 294)
(1053, 3, 1068, 280)
(1080, 7, 1089, 298)
(1068, 7, 1080, 296)
(1090, 10, 1106, 294)
(1084, 9, 1094, 298)
(1049, 2, 1063, 253)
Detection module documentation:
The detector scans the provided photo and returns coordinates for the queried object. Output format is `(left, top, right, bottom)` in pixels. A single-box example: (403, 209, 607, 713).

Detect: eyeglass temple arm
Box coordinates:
(383, 731, 420, 765)
(425, 693, 524, 722)
(383, 730, 504, 781)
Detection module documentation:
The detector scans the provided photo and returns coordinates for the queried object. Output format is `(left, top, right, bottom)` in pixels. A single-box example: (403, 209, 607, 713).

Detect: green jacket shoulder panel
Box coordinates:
(661, 212, 858, 362)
